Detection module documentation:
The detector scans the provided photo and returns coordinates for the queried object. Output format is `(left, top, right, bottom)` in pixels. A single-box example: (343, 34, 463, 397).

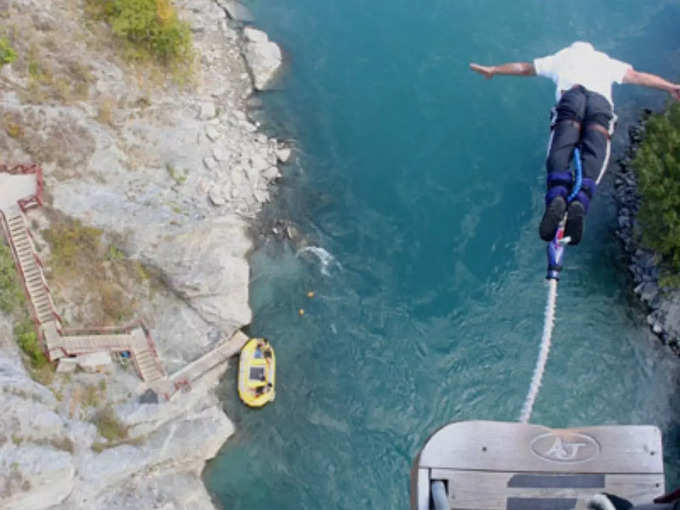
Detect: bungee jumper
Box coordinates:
(470, 41, 680, 246)
(409, 44, 680, 509)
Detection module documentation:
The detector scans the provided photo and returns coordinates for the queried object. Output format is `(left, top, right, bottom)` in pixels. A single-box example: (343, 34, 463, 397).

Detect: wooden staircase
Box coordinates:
(1, 164, 243, 397)
(1, 202, 166, 385)
(4, 206, 60, 326)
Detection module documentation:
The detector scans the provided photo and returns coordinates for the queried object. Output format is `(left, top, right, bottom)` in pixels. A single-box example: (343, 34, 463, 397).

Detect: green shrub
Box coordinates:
(633, 103, 680, 269)
(93, 406, 128, 442)
(0, 37, 16, 68)
(15, 318, 47, 369)
(0, 243, 25, 314)
(88, 0, 192, 64)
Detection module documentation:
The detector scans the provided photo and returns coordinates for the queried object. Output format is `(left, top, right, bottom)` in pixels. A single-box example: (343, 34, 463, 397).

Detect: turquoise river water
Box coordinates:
(205, 1, 680, 508)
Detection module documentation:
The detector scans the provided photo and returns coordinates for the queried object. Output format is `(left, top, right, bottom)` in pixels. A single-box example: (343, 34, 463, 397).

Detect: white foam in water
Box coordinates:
(296, 246, 341, 276)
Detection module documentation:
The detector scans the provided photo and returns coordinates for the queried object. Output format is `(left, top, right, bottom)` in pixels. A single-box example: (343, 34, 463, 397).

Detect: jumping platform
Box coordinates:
(411, 421, 665, 510)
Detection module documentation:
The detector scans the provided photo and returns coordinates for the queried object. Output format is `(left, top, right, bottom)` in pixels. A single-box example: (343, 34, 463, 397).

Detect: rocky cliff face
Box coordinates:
(0, 0, 284, 507)
(615, 119, 680, 357)
(1, 313, 235, 509)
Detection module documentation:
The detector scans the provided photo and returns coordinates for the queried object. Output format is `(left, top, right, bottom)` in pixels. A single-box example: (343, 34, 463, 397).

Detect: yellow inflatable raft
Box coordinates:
(238, 338, 276, 407)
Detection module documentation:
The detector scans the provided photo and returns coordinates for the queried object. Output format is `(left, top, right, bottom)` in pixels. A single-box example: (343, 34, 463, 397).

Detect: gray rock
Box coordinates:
(242, 28, 283, 90)
(216, 0, 254, 22)
(1, 445, 75, 510)
(243, 26, 269, 44)
(263, 166, 281, 181)
(208, 187, 227, 206)
(144, 217, 252, 335)
(276, 147, 292, 163)
(205, 125, 221, 141)
(212, 145, 231, 162)
(635, 282, 659, 305)
(199, 102, 217, 120)
(203, 155, 219, 171)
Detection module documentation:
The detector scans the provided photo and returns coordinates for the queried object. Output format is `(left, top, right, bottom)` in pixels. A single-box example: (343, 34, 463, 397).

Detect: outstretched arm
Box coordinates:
(623, 68, 680, 100)
(469, 62, 536, 79)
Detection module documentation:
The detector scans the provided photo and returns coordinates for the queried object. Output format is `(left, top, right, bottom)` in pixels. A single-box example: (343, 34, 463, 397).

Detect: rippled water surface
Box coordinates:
(205, 1, 680, 507)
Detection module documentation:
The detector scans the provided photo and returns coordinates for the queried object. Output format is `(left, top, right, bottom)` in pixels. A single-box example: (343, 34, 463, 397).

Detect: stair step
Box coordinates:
(25, 280, 44, 291)
(36, 304, 51, 315)
(36, 311, 54, 323)
(25, 272, 43, 282)
(35, 296, 50, 307)
(137, 359, 155, 371)
(24, 270, 42, 280)
(27, 283, 45, 295)
(33, 294, 50, 306)
(36, 307, 52, 318)
(17, 256, 34, 267)
(136, 353, 153, 364)
(18, 256, 35, 267)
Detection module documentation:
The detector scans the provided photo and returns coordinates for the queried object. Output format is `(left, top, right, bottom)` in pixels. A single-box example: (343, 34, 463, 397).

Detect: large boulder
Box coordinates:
(0, 333, 76, 510)
(243, 27, 282, 90)
(144, 217, 252, 337)
(0, 446, 75, 510)
(216, 0, 254, 22)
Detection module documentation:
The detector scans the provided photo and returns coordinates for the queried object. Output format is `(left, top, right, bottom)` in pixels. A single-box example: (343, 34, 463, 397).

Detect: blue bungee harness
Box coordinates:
(546, 147, 583, 280)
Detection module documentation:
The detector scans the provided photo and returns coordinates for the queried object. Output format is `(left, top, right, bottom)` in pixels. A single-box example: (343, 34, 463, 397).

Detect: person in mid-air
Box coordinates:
(470, 41, 680, 245)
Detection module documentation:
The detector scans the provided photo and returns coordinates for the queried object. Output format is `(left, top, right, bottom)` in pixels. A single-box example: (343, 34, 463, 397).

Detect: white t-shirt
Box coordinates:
(533, 42, 631, 108)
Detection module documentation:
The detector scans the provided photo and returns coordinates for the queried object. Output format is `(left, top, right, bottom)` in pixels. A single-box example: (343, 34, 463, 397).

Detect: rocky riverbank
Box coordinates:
(0, 0, 286, 508)
(614, 113, 680, 357)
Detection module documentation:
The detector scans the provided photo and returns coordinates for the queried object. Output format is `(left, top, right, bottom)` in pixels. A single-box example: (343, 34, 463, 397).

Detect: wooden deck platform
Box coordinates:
(412, 421, 665, 510)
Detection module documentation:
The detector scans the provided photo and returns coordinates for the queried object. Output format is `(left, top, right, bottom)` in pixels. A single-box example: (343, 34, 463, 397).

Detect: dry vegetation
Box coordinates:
(0, 109, 95, 178)
(41, 212, 159, 327)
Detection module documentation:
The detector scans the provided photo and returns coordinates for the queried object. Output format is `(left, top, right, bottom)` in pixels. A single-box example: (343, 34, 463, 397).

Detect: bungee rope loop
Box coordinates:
(520, 278, 558, 424)
(519, 147, 583, 424)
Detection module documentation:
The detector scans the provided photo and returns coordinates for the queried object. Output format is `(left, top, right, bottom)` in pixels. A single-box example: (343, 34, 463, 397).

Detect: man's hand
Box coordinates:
(671, 85, 680, 101)
(469, 63, 495, 79)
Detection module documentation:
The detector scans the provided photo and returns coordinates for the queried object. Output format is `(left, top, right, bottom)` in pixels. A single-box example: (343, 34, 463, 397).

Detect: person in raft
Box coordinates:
(470, 42, 680, 245)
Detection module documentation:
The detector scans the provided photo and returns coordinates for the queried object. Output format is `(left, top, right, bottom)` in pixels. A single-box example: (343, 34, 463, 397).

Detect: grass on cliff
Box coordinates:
(91, 406, 131, 451)
(0, 242, 26, 314)
(0, 243, 52, 383)
(42, 215, 159, 326)
(86, 0, 192, 68)
(633, 102, 680, 279)
(0, 37, 17, 68)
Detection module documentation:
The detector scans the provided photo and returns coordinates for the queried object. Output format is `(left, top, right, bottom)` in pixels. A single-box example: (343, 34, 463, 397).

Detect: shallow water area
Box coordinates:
(206, 1, 680, 508)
